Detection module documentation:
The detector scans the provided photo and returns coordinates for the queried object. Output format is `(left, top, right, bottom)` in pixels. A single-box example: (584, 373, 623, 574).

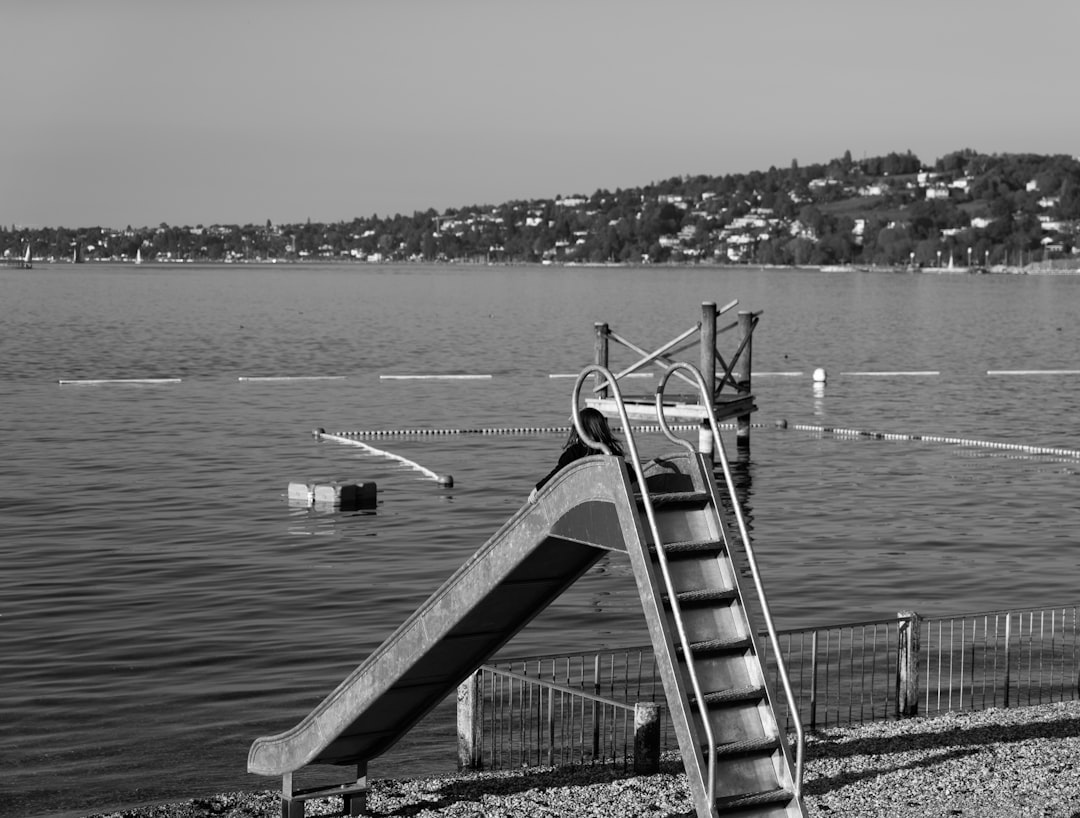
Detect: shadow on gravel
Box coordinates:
(802, 713, 1080, 796)
(371, 759, 691, 817)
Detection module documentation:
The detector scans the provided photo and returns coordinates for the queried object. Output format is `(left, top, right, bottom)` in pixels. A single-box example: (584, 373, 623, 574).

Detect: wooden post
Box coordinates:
(735, 311, 753, 450)
(896, 610, 921, 717)
(594, 322, 609, 398)
(700, 301, 716, 402)
(633, 702, 661, 774)
(457, 671, 483, 770)
(808, 631, 819, 731)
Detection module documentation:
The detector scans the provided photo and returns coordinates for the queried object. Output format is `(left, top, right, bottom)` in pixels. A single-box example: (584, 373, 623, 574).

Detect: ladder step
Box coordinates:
(676, 635, 751, 657)
(715, 787, 794, 812)
(669, 588, 739, 606)
(707, 735, 781, 759)
(651, 538, 725, 556)
(700, 684, 767, 707)
(640, 491, 709, 507)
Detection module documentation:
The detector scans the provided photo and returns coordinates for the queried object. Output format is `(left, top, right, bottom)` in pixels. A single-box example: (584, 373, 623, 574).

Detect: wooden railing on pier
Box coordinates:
(588, 300, 760, 447)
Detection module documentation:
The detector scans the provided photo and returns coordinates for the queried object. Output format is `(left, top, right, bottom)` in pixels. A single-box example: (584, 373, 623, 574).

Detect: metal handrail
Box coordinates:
(481, 665, 635, 711)
(654, 361, 805, 797)
(572, 365, 720, 804)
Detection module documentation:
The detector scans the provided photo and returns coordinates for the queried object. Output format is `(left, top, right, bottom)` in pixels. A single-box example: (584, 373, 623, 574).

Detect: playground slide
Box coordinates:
(248, 454, 640, 777)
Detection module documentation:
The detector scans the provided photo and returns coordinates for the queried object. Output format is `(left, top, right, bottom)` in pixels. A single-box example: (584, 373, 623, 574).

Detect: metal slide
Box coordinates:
(249, 363, 804, 818)
(248, 453, 644, 814)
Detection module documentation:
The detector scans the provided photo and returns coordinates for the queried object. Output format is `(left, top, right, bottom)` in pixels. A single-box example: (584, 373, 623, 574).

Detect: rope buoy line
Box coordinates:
(315, 430, 454, 487)
(325, 423, 778, 437)
(790, 423, 1080, 459)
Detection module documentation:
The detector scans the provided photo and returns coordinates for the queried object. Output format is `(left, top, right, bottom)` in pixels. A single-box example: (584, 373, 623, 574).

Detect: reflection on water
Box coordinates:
(716, 445, 755, 534)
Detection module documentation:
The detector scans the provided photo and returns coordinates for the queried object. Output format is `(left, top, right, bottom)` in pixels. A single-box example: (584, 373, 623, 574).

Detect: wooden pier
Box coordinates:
(585, 300, 759, 448)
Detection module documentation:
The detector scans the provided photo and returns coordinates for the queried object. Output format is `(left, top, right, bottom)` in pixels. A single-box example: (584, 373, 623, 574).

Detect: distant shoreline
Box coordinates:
(13, 258, 1080, 275)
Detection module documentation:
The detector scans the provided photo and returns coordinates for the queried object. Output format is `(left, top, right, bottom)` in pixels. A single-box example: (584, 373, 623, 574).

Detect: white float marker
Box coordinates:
(380, 374, 492, 380)
(238, 376, 347, 381)
(58, 378, 182, 385)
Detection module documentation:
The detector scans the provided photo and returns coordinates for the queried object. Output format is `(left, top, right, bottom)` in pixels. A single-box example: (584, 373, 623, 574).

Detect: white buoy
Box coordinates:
(696, 421, 714, 462)
(812, 367, 827, 384)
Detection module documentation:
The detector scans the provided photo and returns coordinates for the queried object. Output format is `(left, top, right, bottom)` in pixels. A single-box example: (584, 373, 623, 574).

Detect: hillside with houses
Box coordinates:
(4, 149, 1079, 269)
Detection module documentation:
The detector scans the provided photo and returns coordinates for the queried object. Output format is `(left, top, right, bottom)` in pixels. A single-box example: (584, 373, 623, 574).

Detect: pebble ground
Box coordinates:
(84, 700, 1080, 818)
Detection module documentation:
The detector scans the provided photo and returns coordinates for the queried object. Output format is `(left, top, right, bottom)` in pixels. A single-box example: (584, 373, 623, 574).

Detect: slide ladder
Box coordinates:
(591, 363, 805, 817)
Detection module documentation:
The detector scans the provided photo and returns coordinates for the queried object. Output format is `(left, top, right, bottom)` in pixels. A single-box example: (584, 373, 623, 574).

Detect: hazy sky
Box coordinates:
(4, 0, 1077, 228)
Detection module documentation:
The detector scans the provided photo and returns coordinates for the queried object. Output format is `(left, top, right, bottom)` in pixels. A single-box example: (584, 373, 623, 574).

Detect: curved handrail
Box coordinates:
(654, 361, 805, 797)
(571, 366, 719, 803)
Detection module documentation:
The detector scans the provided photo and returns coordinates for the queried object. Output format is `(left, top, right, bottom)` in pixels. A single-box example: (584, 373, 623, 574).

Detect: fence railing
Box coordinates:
(458, 648, 678, 771)
(458, 603, 1080, 770)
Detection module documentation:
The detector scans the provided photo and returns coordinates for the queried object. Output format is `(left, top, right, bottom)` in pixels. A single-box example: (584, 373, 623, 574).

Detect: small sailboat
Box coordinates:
(4, 244, 32, 269)
(135, 247, 143, 265)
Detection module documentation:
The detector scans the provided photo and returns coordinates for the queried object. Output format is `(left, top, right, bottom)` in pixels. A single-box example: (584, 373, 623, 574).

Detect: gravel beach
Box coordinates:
(84, 701, 1080, 818)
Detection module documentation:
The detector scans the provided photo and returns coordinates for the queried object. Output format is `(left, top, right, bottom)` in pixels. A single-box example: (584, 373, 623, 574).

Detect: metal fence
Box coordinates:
(465, 648, 678, 770)
(921, 606, 1080, 713)
(461, 603, 1080, 770)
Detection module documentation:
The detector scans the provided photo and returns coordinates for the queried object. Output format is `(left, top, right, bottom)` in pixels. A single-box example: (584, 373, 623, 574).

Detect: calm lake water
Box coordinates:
(2, 263, 1078, 817)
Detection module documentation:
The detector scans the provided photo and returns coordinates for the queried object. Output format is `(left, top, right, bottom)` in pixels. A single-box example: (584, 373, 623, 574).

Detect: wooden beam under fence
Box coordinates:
(713, 311, 761, 396)
(596, 300, 744, 396)
(594, 323, 701, 393)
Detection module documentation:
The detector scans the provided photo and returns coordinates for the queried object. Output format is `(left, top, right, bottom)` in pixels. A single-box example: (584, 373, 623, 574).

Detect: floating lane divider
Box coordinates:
(987, 370, 1080, 376)
(548, 372, 654, 379)
(788, 423, 1080, 459)
(839, 371, 941, 376)
(239, 376, 346, 382)
(325, 422, 779, 437)
(58, 378, 182, 385)
(314, 428, 454, 487)
(379, 374, 492, 380)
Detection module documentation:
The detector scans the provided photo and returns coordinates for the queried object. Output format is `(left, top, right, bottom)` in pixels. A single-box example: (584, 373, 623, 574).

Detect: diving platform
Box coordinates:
(586, 392, 757, 424)
(588, 300, 760, 446)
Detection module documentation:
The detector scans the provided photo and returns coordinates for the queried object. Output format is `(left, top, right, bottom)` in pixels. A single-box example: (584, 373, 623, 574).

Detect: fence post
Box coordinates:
(809, 631, 819, 730)
(700, 301, 717, 402)
(594, 322, 609, 398)
(592, 655, 601, 760)
(735, 311, 753, 450)
(1003, 613, 1012, 708)
(633, 702, 661, 774)
(457, 670, 483, 770)
(546, 687, 555, 766)
(896, 610, 921, 717)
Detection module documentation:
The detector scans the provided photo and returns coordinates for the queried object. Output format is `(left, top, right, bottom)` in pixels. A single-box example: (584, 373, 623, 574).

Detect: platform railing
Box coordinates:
(591, 299, 743, 398)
